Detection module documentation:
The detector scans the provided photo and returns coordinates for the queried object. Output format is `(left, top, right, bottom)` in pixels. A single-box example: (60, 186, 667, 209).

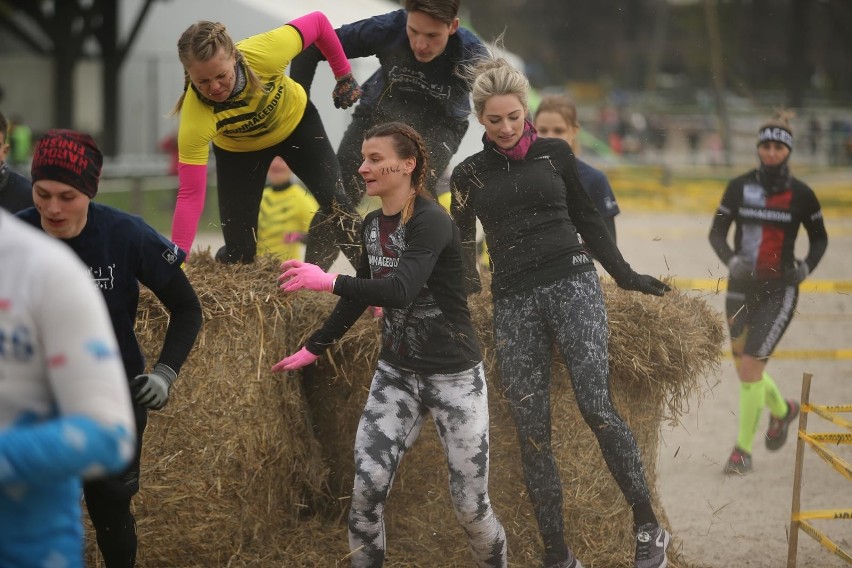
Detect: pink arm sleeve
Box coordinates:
(170, 162, 208, 256)
(288, 11, 352, 78)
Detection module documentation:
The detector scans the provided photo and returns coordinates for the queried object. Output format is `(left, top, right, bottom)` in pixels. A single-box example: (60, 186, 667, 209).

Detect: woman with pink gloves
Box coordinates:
(273, 122, 507, 568)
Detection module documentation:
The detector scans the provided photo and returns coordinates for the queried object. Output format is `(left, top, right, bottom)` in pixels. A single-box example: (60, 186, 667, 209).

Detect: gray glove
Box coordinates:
(794, 259, 809, 283)
(727, 255, 753, 281)
(129, 363, 177, 410)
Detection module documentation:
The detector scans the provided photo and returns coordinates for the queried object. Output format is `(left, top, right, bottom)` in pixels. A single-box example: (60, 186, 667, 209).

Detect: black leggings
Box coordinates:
(492, 272, 654, 566)
(213, 101, 361, 269)
(83, 403, 147, 568)
(336, 108, 468, 204)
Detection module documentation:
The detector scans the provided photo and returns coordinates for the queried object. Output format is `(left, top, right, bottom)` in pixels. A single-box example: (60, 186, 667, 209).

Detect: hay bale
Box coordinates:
(89, 253, 723, 567)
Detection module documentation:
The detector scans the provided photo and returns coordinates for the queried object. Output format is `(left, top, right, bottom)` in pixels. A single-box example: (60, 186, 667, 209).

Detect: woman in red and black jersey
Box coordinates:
(709, 110, 828, 475)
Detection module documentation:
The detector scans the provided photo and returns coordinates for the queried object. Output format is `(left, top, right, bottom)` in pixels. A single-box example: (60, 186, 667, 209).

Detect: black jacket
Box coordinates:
(451, 136, 635, 298)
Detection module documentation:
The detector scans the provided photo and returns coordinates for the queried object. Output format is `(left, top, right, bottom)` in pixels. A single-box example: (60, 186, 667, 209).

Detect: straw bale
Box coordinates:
(86, 253, 723, 567)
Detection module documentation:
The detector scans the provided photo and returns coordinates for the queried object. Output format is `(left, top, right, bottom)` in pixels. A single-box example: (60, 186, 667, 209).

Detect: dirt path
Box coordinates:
(617, 211, 852, 568)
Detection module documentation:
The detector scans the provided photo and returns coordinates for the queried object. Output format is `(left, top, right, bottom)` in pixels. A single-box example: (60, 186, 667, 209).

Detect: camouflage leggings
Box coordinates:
(493, 272, 652, 566)
(348, 360, 507, 568)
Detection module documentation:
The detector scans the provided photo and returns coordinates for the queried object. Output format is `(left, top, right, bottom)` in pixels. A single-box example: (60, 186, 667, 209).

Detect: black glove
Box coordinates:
(129, 363, 177, 410)
(332, 73, 361, 109)
(618, 272, 671, 297)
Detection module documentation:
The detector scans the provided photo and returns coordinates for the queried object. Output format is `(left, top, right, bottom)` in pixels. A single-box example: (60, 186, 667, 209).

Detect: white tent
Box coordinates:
(119, 0, 400, 157)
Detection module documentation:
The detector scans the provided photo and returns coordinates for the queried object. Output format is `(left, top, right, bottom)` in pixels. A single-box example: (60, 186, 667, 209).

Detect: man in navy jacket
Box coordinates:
(290, 0, 487, 202)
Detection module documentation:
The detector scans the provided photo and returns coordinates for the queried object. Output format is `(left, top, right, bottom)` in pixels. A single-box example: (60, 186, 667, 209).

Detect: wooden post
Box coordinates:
(787, 372, 812, 568)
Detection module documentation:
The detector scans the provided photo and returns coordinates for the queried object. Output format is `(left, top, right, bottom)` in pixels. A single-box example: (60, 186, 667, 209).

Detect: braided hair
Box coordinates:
(171, 21, 262, 115)
(364, 122, 434, 225)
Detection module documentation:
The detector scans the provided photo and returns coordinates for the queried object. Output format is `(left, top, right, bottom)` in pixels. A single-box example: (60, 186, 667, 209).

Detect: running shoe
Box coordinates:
(766, 399, 800, 451)
(634, 523, 671, 568)
(724, 446, 753, 474)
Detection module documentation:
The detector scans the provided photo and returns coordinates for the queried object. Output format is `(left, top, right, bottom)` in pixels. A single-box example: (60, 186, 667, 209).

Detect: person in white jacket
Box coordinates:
(0, 210, 136, 568)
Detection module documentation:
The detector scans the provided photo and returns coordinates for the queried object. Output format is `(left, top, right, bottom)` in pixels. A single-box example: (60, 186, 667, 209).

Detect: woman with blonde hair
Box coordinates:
(171, 13, 362, 267)
(451, 54, 671, 568)
(709, 109, 828, 474)
(274, 122, 507, 568)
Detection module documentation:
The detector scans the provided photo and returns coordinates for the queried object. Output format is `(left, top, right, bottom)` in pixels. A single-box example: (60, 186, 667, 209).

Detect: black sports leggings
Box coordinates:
(83, 403, 147, 568)
(335, 108, 468, 204)
(213, 101, 361, 269)
(492, 272, 654, 566)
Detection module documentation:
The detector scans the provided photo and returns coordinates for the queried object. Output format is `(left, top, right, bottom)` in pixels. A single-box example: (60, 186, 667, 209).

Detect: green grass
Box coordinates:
(97, 178, 220, 236)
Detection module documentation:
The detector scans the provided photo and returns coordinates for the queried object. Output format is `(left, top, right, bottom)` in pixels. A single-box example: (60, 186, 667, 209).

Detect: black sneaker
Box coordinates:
(766, 399, 800, 451)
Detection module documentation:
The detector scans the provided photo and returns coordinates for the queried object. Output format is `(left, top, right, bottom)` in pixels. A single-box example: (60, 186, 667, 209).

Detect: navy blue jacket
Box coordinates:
(0, 164, 33, 213)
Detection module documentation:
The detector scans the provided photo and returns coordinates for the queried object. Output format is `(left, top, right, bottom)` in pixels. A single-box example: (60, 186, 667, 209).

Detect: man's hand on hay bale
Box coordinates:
(278, 259, 338, 293)
(617, 272, 671, 297)
(272, 346, 319, 373)
(129, 363, 177, 410)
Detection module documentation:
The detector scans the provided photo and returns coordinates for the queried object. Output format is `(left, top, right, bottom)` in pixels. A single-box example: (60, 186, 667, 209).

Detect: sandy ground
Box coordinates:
(194, 207, 852, 568)
(616, 211, 852, 568)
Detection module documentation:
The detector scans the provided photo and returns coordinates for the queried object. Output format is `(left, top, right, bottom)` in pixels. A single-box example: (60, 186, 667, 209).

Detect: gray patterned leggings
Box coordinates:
(348, 360, 507, 568)
(493, 272, 652, 566)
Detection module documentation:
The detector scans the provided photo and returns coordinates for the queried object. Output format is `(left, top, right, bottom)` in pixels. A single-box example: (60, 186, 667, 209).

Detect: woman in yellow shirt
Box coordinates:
(171, 12, 361, 268)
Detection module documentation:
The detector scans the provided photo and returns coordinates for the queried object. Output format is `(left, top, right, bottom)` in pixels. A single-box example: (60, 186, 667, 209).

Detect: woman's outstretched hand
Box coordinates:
(271, 346, 319, 372)
(278, 259, 337, 293)
(619, 272, 671, 297)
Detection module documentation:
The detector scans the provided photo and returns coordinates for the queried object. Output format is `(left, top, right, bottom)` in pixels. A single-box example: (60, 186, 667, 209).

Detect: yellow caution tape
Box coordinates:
(670, 277, 852, 294)
(722, 350, 852, 361)
(794, 509, 852, 521)
(806, 404, 852, 432)
(810, 432, 852, 444)
(796, 520, 852, 564)
(799, 432, 852, 482)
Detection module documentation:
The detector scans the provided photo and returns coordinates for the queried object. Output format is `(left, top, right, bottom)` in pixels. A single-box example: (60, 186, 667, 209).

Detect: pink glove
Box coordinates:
(278, 259, 337, 293)
(370, 306, 383, 319)
(271, 347, 319, 372)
